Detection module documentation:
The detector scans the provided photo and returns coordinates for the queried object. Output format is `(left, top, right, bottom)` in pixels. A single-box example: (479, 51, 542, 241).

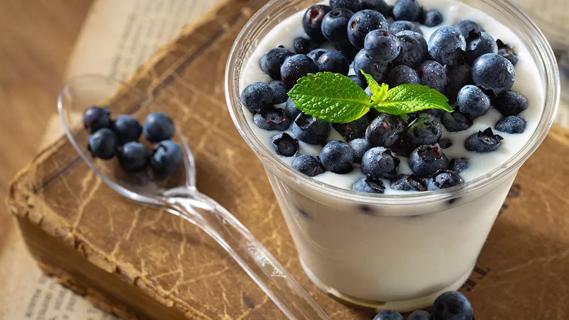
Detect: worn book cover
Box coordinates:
(7, 0, 569, 319)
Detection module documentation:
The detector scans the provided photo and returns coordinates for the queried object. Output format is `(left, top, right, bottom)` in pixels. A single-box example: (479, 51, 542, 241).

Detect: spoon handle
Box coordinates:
(166, 190, 329, 320)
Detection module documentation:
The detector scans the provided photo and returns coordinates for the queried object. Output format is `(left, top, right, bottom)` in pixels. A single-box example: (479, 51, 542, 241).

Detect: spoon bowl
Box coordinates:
(58, 74, 328, 320)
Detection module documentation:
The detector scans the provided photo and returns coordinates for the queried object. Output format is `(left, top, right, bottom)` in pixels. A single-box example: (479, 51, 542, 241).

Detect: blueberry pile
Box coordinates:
(83, 106, 183, 176)
(371, 290, 473, 320)
(240, 0, 528, 193)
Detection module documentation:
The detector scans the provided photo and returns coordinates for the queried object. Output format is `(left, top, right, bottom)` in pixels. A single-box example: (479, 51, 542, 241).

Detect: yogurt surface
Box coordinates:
(239, 0, 544, 194)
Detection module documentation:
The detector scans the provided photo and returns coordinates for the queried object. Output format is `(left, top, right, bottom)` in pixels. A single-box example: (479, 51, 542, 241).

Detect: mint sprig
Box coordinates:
(288, 71, 452, 123)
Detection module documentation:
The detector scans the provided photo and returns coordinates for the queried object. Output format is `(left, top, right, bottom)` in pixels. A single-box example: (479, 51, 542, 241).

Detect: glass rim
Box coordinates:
(224, 0, 560, 205)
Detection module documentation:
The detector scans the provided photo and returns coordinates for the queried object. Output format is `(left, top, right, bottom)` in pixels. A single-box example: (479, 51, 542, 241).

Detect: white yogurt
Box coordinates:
(237, 0, 544, 311)
(240, 0, 544, 193)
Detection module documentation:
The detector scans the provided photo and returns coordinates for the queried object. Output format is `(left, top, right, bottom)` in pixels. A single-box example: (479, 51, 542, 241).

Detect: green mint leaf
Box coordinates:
(374, 83, 453, 115)
(288, 72, 371, 123)
(361, 71, 389, 104)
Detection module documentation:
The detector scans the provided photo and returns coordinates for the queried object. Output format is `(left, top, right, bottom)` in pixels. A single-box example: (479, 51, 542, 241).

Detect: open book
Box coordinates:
(0, 1, 216, 319)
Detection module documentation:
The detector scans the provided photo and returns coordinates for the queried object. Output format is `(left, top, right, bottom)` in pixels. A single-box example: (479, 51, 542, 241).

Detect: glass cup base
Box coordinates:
(300, 259, 474, 312)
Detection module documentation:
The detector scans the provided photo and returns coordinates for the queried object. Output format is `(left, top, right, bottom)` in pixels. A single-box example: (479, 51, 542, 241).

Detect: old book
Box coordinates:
(7, 0, 569, 319)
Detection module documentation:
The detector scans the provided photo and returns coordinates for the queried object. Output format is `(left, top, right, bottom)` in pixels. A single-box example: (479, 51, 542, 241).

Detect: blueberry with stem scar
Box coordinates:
(150, 140, 183, 176)
(303, 5, 331, 41)
(465, 128, 503, 153)
(408, 144, 449, 177)
(352, 177, 385, 194)
(292, 114, 331, 145)
(272, 133, 299, 157)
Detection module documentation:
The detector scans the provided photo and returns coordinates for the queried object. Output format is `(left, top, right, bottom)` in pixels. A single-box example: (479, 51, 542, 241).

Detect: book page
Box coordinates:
(66, 0, 217, 80)
(0, 0, 217, 319)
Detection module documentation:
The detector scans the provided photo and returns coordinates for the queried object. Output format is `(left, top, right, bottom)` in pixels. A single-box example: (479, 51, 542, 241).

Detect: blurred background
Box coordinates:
(0, 0, 567, 319)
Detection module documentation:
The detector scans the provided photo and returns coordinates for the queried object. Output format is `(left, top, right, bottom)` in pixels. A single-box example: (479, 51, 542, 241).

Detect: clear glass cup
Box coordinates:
(225, 0, 560, 311)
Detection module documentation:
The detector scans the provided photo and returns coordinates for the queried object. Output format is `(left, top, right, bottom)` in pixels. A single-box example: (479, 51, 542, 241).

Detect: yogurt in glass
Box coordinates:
(225, 0, 559, 311)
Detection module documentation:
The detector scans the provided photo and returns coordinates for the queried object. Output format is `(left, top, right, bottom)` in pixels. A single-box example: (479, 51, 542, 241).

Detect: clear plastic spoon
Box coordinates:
(58, 75, 329, 320)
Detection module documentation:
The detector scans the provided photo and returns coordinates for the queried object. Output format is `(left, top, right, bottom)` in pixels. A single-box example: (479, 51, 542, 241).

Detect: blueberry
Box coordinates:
(432, 291, 474, 320)
(269, 80, 288, 104)
(335, 42, 359, 60)
(441, 111, 473, 132)
(372, 310, 404, 320)
(393, 0, 421, 21)
(387, 65, 420, 87)
(322, 8, 353, 44)
(456, 85, 491, 119)
(450, 157, 469, 173)
(280, 54, 319, 89)
(405, 113, 443, 149)
(253, 107, 291, 131)
(393, 31, 428, 67)
(389, 137, 413, 157)
(493, 90, 528, 116)
(428, 26, 466, 66)
(271, 133, 299, 157)
(291, 155, 325, 177)
(315, 50, 350, 74)
(350, 75, 367, 88)
(422, 9, 443, 27)
(360, 0, 393, 17)
(333, 116, 369, 141)
(439, 137, 453, 149)
(409, 144, 449, 177)
(390, 174, 427, 191)
(320, 140, 354, 173)
(389, 20, 422, 35)
(407, 310, 431, 320)
(112, 115, 142, 144)
(330, 0, 361, 11)
(354, 49, 389, 82)
(260, 47, 294, 80)
(464, 128, 503, 153)
(285, 98, 301, 120)
(497, 39, 519, 66)
(150, 140, 183, 176)
(495, 115, 526, 134)
(307, 48, 328, 62)
(417, 60, 447, 92)
(472, 53, 515, 94)
(143, 112, 175, 143)
(83, 106, 111, 133)
(240, 82, 274, 113)
(349, 138, 370, 162)
(352, 177, 385, 193)
(465, 31, 497, 63)
(427, 170, 464, 191)
(347, 9, 389, 49)
(445, 64, 472, 103)
(455, 20, 484, 38)
(293, 37, 315, 54)
(118, 141, 149, 172)
(366, 114, 405, 147)
(303, 5, 332, 41)
(361, 147, 400, 180)
(364, 30, 401, 62)
(292, 114, 331, 145)
(88, 128, 118, 160)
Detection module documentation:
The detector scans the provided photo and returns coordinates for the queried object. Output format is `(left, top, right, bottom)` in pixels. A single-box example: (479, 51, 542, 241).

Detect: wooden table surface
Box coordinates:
(0, 0, 92, 243)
